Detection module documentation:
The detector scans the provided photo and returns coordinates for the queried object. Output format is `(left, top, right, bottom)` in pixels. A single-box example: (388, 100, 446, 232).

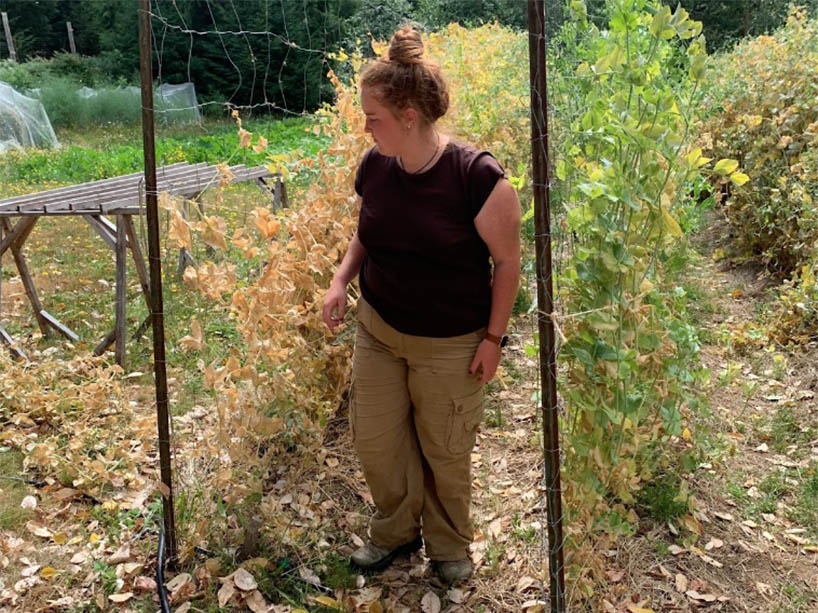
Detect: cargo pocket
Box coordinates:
(348, 376, 357, 443)
(445, 387, 484, 455)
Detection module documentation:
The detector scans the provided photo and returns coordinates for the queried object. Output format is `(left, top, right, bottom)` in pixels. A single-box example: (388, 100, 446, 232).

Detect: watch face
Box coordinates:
(500, 335, 509, 348)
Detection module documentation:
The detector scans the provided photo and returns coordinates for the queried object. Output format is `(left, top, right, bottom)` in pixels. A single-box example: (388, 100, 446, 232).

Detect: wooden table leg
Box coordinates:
(123, 216, 152, 313)
(0, 217, 50, 339)
(115, 215, 127, 367)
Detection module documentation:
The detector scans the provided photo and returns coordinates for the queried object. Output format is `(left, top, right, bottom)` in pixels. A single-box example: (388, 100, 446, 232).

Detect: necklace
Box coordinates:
(401, 131, 440, 174)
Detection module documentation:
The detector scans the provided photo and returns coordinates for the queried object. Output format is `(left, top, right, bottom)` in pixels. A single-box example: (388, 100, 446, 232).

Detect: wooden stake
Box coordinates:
(1, 12, 15, 62)
(527, 1, 566, 611)
(139, 0, 177, 565)
(66, 21, 76, 54)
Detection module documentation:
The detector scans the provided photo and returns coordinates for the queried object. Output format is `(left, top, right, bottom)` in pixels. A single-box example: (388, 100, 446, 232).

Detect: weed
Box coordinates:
(319, 553, 358, 591)
(484, 539, 506, 577)
(636, 474, 688, 523)
(513, 284, 533, 315)
(718, 362, 742, 387)
(484, 399, 505, 429)
(92, 560, 119, 595)
(770, 407, 815, 454)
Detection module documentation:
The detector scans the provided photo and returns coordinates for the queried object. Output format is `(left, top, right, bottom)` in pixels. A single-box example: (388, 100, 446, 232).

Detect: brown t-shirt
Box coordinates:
(354, 140, 505, 337)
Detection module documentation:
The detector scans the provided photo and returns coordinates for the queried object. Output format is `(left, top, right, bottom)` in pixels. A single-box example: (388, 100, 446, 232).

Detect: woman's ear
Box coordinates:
(402, 107, 419, 126)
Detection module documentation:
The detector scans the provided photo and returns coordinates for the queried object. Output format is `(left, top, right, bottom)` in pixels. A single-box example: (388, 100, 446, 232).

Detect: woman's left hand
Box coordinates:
(469, 340, 502, 385)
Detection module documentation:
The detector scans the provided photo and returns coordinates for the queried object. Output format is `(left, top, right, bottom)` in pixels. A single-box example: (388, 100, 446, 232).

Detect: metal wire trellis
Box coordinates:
(528, 2, 567, 611)
(137, 0, 575, 608)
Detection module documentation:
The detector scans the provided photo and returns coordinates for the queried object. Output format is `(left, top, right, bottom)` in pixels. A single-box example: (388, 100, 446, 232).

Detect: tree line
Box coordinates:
(0, 0, 815, 114)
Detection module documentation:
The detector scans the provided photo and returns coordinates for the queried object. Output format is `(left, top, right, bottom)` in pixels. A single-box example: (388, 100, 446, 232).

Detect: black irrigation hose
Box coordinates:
(156, 525, 171, 613)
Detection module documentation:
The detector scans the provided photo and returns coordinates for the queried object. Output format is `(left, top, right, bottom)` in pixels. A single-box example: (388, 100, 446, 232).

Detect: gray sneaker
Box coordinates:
(433, 558, 473, 583)
(350, 535, 423, 572)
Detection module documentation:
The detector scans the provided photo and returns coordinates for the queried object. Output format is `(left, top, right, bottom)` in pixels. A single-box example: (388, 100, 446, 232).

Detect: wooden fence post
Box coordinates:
(1, 12, 16, 62)
(67, 21, 76, 54)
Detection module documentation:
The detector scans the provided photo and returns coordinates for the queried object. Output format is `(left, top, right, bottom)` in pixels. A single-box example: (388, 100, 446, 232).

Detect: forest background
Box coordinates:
(1, 0, 816, 115)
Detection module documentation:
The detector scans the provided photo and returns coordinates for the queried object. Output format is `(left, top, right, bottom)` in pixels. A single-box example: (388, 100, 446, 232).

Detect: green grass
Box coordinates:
(772, 582, 817, 613)
(0, 116, 328, 189)
(788, 462, 818, 536)
(0, 449, 32, 530)
(753, 471, 789, 515)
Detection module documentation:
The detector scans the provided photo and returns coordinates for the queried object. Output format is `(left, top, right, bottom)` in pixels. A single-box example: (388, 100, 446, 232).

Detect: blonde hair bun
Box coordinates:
(388, 25, 424, 64)
(361, 24, 449, 124)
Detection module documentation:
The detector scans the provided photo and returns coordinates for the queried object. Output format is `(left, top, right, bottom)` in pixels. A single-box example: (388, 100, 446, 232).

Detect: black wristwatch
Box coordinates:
(484, 332, 509, 348)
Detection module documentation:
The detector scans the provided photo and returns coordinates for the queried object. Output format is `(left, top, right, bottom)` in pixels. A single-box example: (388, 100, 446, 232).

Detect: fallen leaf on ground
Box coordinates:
(40, 567, 59, 579)
(756, 582, 772, 596)
(20, 496, 37, 510)
(447, 588, 465, 603)
(169, 573, 195, 604)
(108, 592, 133, 603)
(298, 566, 321, 587)
(421, 591, 441, 613)
(245, 590, 269, 613)
(233, 567, 257, 591)
(134, 576, 157, 592)
(70, 551, 89, 565)
(698, 553, 723, 568)
(312, 595, 342, 609)
(516, 576, 538, 592)
(686, 590, 717, 602)
(26, 522, 52, 539)
(108, 543, 130, 564)
(21, 565, 40, 577)
(675, 573, 688, 593)
(218, 581, 236, 607)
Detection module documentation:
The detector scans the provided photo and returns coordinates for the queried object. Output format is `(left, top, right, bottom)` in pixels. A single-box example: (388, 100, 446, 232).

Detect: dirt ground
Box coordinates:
(2, 208, 817, 612)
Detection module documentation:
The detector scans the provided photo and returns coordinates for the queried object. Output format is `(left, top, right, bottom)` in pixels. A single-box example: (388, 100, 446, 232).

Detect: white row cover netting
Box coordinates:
(0, 82, 59, 153)
(67, 82, 201, 124)
(156, 83, 202, 124)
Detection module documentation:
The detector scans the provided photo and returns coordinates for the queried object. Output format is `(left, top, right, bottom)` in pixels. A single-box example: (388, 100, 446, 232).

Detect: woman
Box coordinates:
(322, 25, 521, 584)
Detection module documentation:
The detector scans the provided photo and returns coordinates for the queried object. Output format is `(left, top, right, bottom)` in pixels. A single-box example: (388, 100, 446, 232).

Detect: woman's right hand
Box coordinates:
(322, 280, 348, 333)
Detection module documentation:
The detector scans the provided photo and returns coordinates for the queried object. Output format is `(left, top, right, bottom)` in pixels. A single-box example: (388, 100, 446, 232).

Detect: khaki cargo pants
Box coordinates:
(350, 297, 485, 562)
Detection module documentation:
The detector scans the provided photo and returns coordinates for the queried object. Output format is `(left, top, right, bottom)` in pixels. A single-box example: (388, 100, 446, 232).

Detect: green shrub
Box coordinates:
(35, 76, 85, 129)
(0, 54, 110, 90)
(700, 8, 818, 274)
